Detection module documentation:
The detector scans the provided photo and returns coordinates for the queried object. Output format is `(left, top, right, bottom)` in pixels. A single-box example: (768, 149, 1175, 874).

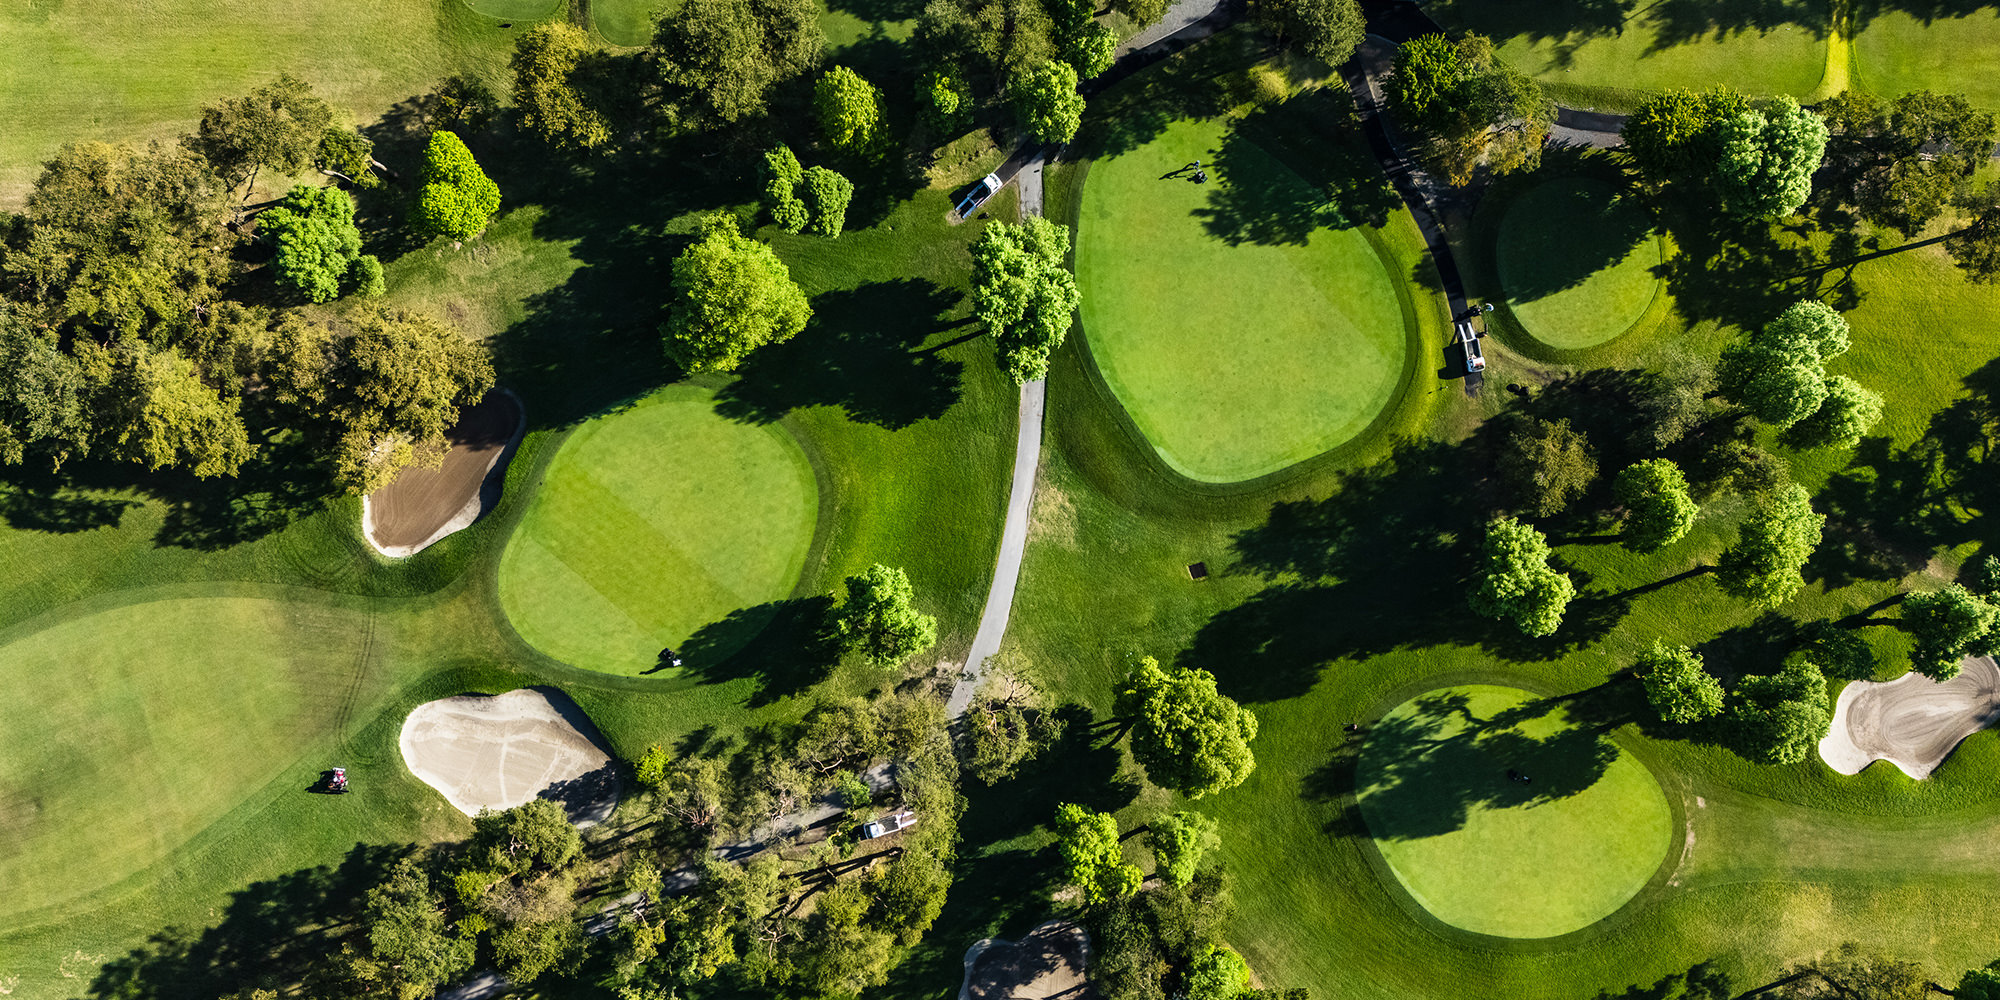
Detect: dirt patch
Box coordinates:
(958, 920, 1092, 1000)
(399, 687, 619, 825)
(1819, 656, 2000, 778)
(364, 390, 525, 557)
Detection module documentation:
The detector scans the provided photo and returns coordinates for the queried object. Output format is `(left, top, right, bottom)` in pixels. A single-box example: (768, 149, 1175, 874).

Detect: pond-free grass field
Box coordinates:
(498, 385, 819, 676)
(1357, 686, 1673, 938)
(591, 0, 679, 45)
(1496, 177, 1663, 350)
(1075, 112, 1412, 482)
(1853, 10, 2000, 111)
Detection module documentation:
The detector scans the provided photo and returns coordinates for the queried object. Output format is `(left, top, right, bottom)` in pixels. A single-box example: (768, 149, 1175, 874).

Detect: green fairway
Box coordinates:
(1854, 11, 2000, 111)
(463, 0, 562, 18)
(499, 385, 819, 676)
(1357, 686, 1673, 938)
(1496, 178, 1663, 350)
(593, 0, 679, 45)
(1076, 113, 1410, 482)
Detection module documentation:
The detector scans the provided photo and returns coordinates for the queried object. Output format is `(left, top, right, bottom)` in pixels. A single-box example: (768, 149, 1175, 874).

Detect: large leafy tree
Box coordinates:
(813, 66, 883, 152)
(1010, 61, 1085, 144)
(1499, 416, 1596, 518)
(1148, 810, 1218, 888)
(762, 145, 810, 234)
(1468, 516, 1575, 637)
(1713, 97, 1829, 219)
(470, 799, 583, 877)
(1114, 657, 1259, 797)
(1615, 459, 1698, 552)
(361, 858, 476, 1000)
(1053, 803, 1141, 904)
(1782, 374, 1883, 450)
(803, 165, 854, 237)
(1250, 0, 1363, 67)
(653, 0, 824, 131)
(917, 67, 975, 135)
(1900, 583, 1999, 681)
(1638, 642, 1724, 724)
(258, 185, 382, 303)
(0, 309, 94, 468)
(1621, 87, 1751, 183)
(116, 346, 255, 478)
(1727, 659, 1829, 765)
(184, 73, 336, 198)
(1718, 300, 1855, 429)
(1048, 0, 1116, 77)
(970, 215, 1081, 382)
(1717, 483, 1825, 609)
(413, 131, 501, 243)
(1387, 33, 1553, 184)
(662, 215, 812, 373)
(511, 22, 613, 150)
(915, 0, 1056, 85)
(1112, 0, 1170, 27)
(1819, 89, 1996, 236)
(1185, 945, 1252, 1000)
(828, 563, 939, 666)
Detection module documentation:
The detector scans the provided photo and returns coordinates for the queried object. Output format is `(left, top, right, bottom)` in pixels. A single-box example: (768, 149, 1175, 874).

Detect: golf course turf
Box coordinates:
(1075, 114, 1411, 483)
(498, 385, 819, 676)
(591, 0, 678, 45)
(1356, 685, 1673, 938)
(1496, 177, 1663, 350)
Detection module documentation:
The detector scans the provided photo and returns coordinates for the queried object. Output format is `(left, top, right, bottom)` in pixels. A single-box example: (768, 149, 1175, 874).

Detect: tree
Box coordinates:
(1468, 517, 1575, 637)
(512, 22, 613, 150)
(1053, 803, 1141, 905)
(1948, 202, 2000, 283)
(1728, 659, 1829, 765)
(1251, 0, 1363, 68)
(1011, 61, 1085, 144)
(257, 185, 381, 304)
(116, 346, 254, 478)
(1113, 0, 1171, 28)
(0, 308, 94, 468)
(1638, 642, 1724, 723)
(1114, 657, 1259, 797)
(317, 126, 379, 187)
(1819, 90, 1996, 236)
(470, 799, 583, 877)
(1185, 944, 1251, 1000)
(971, 215, 1082, 382)
(1719, 300, 1854, 429)
(412, 131, 500, 243)
(1900, 583, 1999, 681)
(1148, 811, 1217, 888)
(1713, 97, 1828, 219)
(1782, 374, 1883, 449)
(1959, 966, 2000, 1000)
(662, 215, 811, 373)
(1761, 944, 1933, 1000)
(814, 66, 883, 152)
(363, 858, 476, 1000)
(803, 165, 854, 237)
(653, 0, 824, 131)
(1387, 34, 1552, 184)
(828, 563, 939, 665)
(1049, 0, 1115, 77)
(185, 73, 336, 198)
(1621, 88, 1751, 183)
(962, 671, 1064, 784)
(1615, 459, 1698, 552)
(917, 67, 974, 134)
(763, 145, 810, 234)
(634, 744, 671, 788)
(1499, 416, 1596, 518)
(1717, 483, 1825, 609)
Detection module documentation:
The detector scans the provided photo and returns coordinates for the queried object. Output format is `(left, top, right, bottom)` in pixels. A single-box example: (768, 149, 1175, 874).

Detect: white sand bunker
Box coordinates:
(400, 688, 619, 825)
(1820, 656, 2000, 778)
(957, 921, 1091, 1000)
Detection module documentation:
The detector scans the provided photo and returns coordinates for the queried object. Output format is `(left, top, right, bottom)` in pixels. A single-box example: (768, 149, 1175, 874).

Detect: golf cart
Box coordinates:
(955, 173, 1003, 219)
(861, 810, 916, 840)
(1456, 319, 1486, 372)
(324, 767, 349, 794)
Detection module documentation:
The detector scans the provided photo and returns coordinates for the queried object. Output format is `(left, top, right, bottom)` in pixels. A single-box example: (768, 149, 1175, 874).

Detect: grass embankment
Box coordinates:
(1075, 105, 1411, 483)
(1495, 177, 1663, 351)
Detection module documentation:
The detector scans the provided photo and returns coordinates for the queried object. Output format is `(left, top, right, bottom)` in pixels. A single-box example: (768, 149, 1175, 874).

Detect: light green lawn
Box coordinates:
(1076, 116, 1408, 483)
(1497, 178, 1663, 350)
(1357, 686, 1672, 939)
(498, 385, 818, 675)
(465, 0, 562, 18)
(1853, 11, 2000, 111)
(593, 0, 679, 45)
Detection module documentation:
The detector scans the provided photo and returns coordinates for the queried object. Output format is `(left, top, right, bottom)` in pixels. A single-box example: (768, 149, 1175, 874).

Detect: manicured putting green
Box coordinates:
(499, 386, 817, 676)
(592, 0, 680, 45)
(462, 0, 563, 19)
(1496, 178, 1662, 350)
(0, 597, 374, 924)
(1076, 117, 1408, 482)
(1357, 685, 1672, 939)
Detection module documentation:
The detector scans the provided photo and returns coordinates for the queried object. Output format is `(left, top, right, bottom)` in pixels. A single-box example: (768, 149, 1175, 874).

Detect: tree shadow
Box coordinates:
(712, 279, 967, 428)
(1191, 91, 1400, 247)
(1495, 183, 1656, 304)
(0, 482, 138, 533)
(680, 595, 842, 707)
(1070, 33, 1264, 161)
(1586, 960, 1735, 1000)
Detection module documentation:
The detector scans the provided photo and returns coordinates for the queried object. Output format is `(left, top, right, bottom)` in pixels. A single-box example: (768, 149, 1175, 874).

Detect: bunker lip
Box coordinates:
(398, 687, 620, 826)
(1819, 655, 2000, 779)
(363, 389, 525, 558)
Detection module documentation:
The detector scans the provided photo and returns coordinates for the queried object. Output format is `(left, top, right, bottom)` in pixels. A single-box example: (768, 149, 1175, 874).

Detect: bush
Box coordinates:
(763, 145, 809, 234)
(413, 131, 500, 242)
(813, 66, 882, 152)
(803, 166, 854, 237)
(1637, 642, 1724, 724)
(1184, 944, 1251, 1000)
(918, 68, 973, 134)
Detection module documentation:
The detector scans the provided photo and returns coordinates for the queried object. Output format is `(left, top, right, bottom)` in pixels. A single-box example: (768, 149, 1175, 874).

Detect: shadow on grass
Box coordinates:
(714, 279, 968, 428)
(1192, 91, 1400, 247)
(681, 595, 842, 707)
(1495, 180, 1656, 305)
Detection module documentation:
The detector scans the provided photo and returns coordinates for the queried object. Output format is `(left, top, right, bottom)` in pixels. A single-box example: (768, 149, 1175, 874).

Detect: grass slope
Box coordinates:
(1357, 685, 1672, 939)
(1075, 113, 1409, 482)
(499, 385, 819, 676)
(1496, 177, 1663, 350)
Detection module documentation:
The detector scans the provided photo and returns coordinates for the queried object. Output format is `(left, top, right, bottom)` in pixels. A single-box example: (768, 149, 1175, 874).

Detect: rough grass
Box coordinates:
(1357, 685, 1673, 939)
(1853, 10, 2000, 110)
(465, 0, 563, 18)
(1074, 113, 1409, 483)
(1496, 178, 1663, 350)
(498, 385, 820, 676)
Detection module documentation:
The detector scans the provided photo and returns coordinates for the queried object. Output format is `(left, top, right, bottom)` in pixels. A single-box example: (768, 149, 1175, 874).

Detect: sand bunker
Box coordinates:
(1820, 656, 2000, 778)
(364, 391, 525, 558)
(400, 688, 619, 825)
(957, 920, 1092, 1000)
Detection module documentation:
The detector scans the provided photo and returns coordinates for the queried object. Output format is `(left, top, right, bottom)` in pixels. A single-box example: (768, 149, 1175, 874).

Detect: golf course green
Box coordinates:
(498, 385, 818, 676)
(592, 0, 679, 45)
(1076, 115, 1410, 482)
(1357, 685, 1673, 938)
(1496, 178, 1663, 351)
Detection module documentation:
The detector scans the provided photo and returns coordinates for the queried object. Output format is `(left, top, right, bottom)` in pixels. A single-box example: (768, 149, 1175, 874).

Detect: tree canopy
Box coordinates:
(1621, 88, 1751, 183)
(184, 73, 337, 197)
(1250, 0, 1363, 68)
(1819, 89, 1996, 236)
(1053, 803, 1141, 905)
(1387, 33, 1553, 184)
(1727, 659, 1830, 764)
(970, 215, 1081, 383)
(828, 563, 940, 666)
(1717, 483, 1825, 609)
(918, 67, 974, 135)
(363, 858, 477, 1000)
(1638, 642, 1725, 724)
(1185, 944, 1252, 1000)
(813, 66, 883, 152)
(512, 22, 613, 150)
(1500, 415, 1597, 518)
(1148, 811, 1218, 888)
(1719, 300, 1856, 429)
(653, 0, 824, 131)
(662, 215, 812, 373)
(1615, 459, 1698, 553)
(413, 131, 501, 243)
(1782, 374, 1883, 450)
(1011, 61, 1086, 145)
(1114, 657, 1259, 798)
(1713, 97, 1828, 219)
(1468, 516, 1575, 637)
(1900, 583, 1999, 681)
(1049, 0, 1116, 77)
(803, 166, 854, 237)
(257, 185, 381, 303)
